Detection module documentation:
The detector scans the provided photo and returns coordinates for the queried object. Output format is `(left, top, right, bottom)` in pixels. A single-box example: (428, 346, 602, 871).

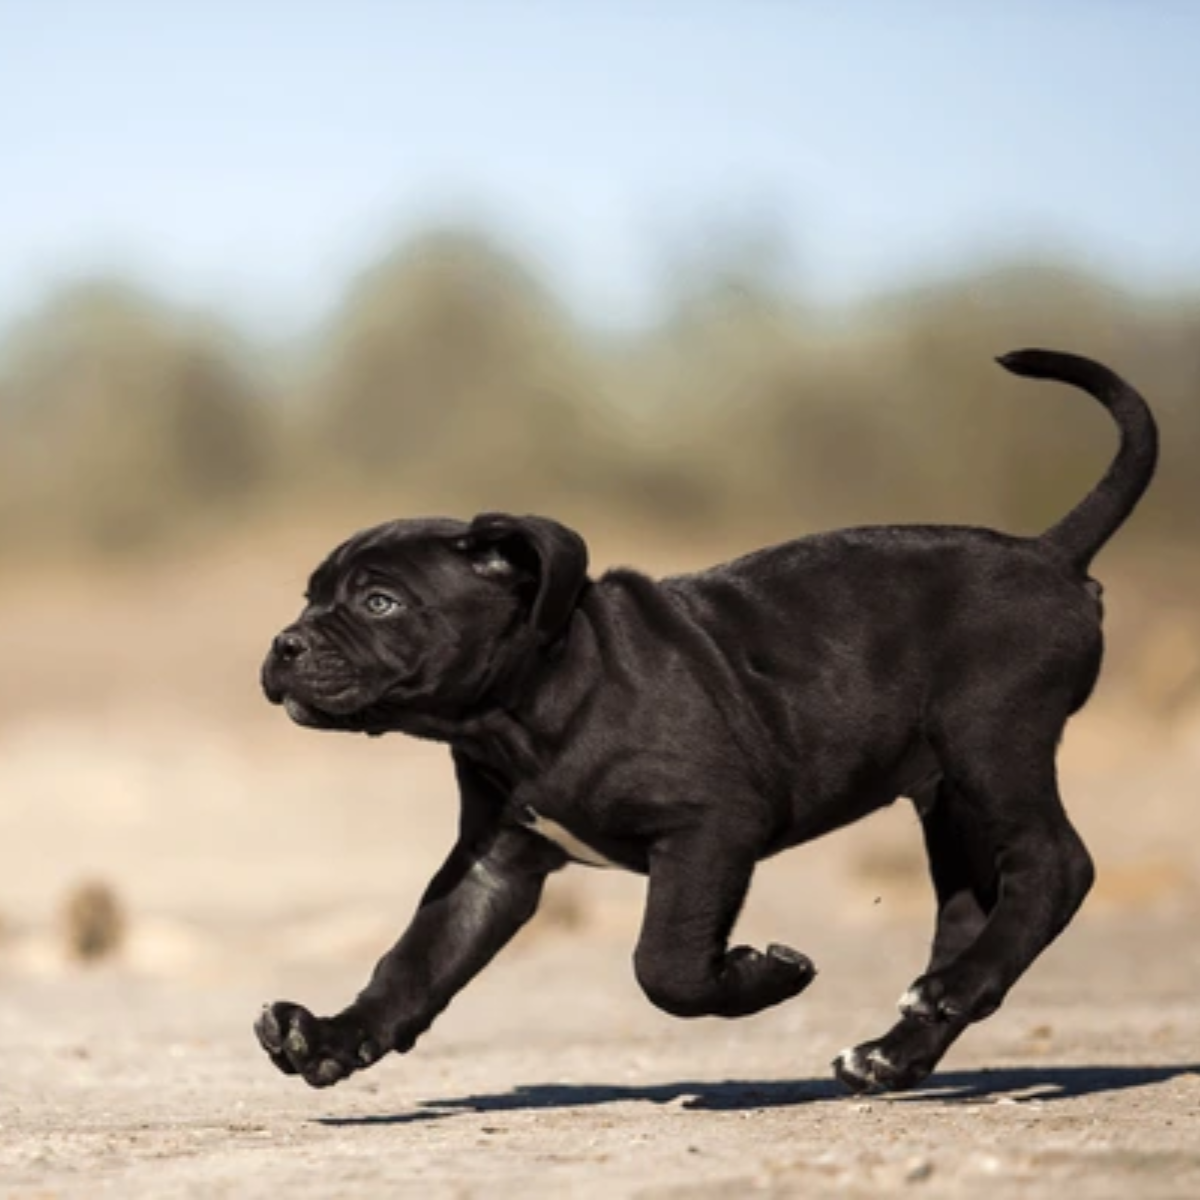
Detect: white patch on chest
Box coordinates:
(521, 809, 620, 869)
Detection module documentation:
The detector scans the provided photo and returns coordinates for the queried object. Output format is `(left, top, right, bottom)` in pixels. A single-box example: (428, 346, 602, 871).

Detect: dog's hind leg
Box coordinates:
(897, 710, 1094, 1029)
(633, 827, 817, 1019)
(834, 780, 996, 1092)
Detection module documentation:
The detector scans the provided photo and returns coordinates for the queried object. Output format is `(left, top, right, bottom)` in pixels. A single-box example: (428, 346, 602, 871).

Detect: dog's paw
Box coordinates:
(722, 942, 817, 1008)
(764, 942, 818, 996)
(832, 1043, 912, 1094)
(255, 1001, 384, 1089)
(898, 971, 1000, 1025)
(833, 1011, 970, 1094)
(832, 1024, 948, 1095)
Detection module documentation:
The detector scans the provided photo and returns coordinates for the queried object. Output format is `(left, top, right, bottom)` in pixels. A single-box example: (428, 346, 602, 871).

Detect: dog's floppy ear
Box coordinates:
(462, 513, 589, 644)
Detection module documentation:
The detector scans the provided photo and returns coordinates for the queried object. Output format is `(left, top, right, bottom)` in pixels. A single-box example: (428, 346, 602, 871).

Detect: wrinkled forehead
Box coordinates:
(306, 517, 470, 599)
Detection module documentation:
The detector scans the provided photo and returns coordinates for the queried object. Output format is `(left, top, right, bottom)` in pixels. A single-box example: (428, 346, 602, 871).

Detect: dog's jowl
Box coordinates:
(255, 350, 1157, 1094)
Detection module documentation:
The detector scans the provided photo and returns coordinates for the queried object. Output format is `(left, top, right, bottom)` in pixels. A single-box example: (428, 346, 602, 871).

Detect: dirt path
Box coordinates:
(4, 904, 1200, 1199)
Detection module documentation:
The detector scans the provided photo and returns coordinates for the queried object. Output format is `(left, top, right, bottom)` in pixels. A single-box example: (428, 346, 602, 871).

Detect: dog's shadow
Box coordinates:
(316, 1063, 1200, 1127)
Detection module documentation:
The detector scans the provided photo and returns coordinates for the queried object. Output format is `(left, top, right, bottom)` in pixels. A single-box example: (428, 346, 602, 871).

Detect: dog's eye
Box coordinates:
(363, 592, 402, 617)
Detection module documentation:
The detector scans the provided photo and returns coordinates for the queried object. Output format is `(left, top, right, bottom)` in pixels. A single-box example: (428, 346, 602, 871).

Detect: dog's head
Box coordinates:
(261, 513, 589, 734)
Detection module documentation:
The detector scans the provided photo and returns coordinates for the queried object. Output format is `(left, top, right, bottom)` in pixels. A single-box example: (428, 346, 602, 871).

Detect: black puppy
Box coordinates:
(256, 350, 1157, 1094)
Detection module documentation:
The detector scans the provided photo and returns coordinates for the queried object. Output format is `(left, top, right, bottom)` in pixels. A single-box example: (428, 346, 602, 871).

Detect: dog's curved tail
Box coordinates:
(997, 349, 1158, 570)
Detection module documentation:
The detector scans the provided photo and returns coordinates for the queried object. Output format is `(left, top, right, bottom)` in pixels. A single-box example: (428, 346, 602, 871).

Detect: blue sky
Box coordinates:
(2, 1, 1198, 336)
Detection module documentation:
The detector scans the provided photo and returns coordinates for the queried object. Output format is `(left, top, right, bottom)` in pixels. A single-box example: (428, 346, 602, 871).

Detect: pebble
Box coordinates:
(904, 1156, 934, 1182)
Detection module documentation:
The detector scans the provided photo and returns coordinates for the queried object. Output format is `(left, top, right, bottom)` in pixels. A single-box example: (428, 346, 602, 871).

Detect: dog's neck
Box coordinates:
(363, 606, 600, 788)
(455, 614, 602, 782)
(384, 570, 670, 789)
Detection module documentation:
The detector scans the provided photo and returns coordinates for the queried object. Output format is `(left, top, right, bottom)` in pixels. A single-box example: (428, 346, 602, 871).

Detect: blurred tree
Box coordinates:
(0, 238, 1194, 562)
(169, 329, 271, 501)
(626, 223, 809, 530)
(0, 279, 270, 553)
(310, 230, 605, 510)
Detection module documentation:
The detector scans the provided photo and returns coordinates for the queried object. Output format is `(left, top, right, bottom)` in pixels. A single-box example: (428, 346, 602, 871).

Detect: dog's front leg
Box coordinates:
(633, 830, 816, 1019)
(255, 762, 565, 1088)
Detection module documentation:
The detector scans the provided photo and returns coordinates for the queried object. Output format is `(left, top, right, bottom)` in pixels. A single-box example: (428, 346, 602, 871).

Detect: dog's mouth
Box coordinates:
(262, 665, 372, 720)
(273, 690, 391, 738)
(275, 689, 363, 728)
(261, 651, 401, 737)
(282, 695, 335, 727)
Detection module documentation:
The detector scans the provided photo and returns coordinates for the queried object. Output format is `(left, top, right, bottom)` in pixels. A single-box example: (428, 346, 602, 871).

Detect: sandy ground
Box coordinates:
(2, 539, 1199, 1198)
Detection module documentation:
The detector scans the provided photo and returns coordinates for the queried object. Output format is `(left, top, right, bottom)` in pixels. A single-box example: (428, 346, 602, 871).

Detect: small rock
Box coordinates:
(61, 879, 126, 963)
(904, 1157, 934, 1182)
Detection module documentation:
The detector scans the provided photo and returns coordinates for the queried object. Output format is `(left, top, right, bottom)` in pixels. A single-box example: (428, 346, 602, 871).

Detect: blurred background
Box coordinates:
(1, 3, 1198, 996)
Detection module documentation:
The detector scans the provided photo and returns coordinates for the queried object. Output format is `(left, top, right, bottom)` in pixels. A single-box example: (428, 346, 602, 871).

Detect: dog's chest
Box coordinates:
(517, 805, 621, 870)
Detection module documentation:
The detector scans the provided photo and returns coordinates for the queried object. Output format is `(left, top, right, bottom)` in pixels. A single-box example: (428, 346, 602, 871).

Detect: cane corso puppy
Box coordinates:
(256, 350, 1157, 1093)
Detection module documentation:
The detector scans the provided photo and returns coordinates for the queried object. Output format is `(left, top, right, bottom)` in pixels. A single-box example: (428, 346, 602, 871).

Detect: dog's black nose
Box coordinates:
(273, 631, 308, 662)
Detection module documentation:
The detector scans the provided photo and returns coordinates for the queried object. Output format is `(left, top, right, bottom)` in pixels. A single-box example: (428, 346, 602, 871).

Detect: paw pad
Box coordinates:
(254, 1000, 379, 1089)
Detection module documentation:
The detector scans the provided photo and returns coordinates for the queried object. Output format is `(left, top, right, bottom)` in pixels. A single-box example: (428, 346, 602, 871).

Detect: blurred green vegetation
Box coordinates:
(1, 227, 1197, 561)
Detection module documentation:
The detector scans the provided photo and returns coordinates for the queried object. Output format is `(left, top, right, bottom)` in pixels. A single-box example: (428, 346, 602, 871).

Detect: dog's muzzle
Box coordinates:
(261, 628, 339, 722)
(261, 629, 308, 706)
(261, 627, 384, 732)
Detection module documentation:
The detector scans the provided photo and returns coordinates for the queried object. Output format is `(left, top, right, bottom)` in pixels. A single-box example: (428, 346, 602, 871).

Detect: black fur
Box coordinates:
(255, 350, 1157, 1093)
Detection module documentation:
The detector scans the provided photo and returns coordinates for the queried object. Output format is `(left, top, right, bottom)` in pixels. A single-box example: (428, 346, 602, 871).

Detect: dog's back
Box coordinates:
(650, 525, 1101, 841)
